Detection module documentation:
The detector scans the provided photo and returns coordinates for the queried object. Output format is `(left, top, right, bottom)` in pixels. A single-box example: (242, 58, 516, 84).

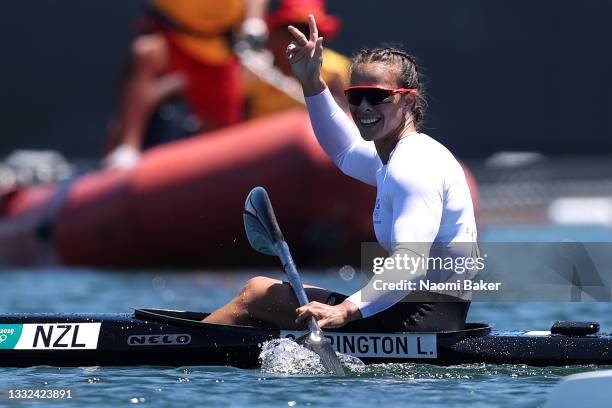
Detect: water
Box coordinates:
(0, 267, 611, 407)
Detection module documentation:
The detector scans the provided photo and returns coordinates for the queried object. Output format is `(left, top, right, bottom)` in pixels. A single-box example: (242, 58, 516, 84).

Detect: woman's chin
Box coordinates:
(357, 121, 386, 142)
(358, 129, 377, 142)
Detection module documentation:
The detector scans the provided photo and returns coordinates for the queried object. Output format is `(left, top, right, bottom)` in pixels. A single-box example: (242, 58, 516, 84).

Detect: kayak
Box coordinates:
(0, 308, 609, 367)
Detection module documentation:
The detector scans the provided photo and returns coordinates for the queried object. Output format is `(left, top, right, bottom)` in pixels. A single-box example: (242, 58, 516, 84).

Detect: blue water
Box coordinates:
(0, 266, 611, 407)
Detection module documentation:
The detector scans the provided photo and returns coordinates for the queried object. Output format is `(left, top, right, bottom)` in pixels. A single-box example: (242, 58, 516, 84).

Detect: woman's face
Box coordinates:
(349, 62, 410, 142)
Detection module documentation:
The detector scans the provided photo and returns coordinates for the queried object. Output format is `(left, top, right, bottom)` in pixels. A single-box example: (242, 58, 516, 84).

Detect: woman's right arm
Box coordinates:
(305, 88, 377, 185)
(287, 15, 378, 186)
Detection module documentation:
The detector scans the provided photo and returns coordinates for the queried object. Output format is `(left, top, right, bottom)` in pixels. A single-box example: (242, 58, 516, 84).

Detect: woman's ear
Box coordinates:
(403, 95, 413, 117)
(405, 94, 416, 116)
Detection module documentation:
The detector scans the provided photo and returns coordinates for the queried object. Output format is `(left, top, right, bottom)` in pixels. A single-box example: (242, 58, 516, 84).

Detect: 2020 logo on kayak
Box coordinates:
(0, 324, 23, 349)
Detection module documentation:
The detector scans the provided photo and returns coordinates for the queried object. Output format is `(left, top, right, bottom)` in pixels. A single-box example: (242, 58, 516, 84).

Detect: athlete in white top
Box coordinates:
(203, 15, 477, 331)
(306, 87, 477, 318)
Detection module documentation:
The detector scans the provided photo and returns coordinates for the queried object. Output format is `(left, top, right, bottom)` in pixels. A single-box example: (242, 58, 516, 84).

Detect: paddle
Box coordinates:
(243, 186, 345, 376)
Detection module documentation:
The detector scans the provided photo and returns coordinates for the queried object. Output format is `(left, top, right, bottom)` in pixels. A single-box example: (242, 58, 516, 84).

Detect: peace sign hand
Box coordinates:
(286, 14, 326, 96)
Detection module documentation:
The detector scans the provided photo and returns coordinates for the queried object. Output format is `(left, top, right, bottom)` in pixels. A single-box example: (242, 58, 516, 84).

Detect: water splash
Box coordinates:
(259, 338, 365, 375)
(259, 338, 598, 380)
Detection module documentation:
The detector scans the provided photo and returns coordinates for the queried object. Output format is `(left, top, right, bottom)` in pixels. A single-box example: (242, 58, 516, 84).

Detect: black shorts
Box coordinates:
(325, 290, 470, 333)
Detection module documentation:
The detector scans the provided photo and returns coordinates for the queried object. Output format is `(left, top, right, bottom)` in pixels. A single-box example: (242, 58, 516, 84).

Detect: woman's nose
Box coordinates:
(358, 98, 373, 111)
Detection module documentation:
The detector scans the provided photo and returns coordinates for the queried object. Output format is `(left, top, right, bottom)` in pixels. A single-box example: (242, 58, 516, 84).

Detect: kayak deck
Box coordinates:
(0, 309, 610, 367)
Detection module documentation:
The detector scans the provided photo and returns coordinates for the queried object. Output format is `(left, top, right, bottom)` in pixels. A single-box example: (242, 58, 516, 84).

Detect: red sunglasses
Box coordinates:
(344, 86, 416, 106)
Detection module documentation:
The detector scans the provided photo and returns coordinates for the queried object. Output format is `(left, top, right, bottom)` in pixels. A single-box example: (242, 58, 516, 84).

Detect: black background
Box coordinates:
(0, 0, 610, 159)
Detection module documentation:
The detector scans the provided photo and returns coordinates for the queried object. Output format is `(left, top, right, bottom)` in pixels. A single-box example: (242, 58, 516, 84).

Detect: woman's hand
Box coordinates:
(286, 14, 326, 96)
(295, 299, 362, 329)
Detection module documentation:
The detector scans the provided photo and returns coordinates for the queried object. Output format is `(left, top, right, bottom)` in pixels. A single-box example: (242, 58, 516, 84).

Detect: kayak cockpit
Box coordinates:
(135, 308, 208, 323)
(133, 308, 492, 338)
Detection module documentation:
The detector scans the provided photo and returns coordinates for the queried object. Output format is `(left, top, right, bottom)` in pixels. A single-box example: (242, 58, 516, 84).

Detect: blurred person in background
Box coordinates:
(103, 33, 187, 169)
(243, 0, 350, 119)
(104, 0, 270, 169)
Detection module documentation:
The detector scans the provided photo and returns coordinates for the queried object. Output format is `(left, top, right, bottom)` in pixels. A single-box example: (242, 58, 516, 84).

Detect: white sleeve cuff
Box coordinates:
(346, 290, 397, 319)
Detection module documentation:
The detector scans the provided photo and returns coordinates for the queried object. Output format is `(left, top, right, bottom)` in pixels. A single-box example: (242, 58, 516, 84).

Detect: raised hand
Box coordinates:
(286, 14, 325, 96)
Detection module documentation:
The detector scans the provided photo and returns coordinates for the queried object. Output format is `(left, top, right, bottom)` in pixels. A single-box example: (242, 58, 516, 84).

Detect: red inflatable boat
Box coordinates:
(0, 110, 478, 268)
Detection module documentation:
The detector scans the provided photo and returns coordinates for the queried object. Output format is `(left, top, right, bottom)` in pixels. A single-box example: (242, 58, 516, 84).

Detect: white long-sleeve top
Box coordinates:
(305, 88, 478, 318)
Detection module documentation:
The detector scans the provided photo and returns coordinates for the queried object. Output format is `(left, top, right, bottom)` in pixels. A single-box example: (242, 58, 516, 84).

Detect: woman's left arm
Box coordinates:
(345, 167, 444, 318)
(296, 162, 445, 327)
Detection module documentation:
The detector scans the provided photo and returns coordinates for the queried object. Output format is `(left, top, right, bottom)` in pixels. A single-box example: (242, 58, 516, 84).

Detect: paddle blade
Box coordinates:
(244, 187, 278, 256)
(297, 332, 346, 376)
(244, 210, 276, 256)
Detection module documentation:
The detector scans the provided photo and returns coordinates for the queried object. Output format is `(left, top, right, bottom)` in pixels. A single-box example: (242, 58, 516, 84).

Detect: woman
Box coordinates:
(204, 15, 477, 332)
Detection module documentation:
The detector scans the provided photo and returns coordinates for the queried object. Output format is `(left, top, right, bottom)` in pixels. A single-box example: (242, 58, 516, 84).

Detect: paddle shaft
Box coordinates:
(243, 186, 345, 375)
(275, 241, 320, 334)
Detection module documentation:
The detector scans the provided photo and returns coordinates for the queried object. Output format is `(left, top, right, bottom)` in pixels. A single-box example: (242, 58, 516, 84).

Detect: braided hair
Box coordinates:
(350, 46, 427, 129)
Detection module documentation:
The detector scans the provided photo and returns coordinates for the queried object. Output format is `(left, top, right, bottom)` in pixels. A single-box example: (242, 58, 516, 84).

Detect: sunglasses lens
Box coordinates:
(346, 88, 393, 105)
